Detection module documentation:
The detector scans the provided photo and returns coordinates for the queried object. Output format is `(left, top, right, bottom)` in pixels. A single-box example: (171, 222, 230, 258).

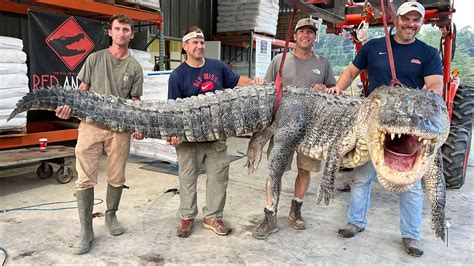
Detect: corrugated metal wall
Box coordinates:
(160, 0, 216, 39)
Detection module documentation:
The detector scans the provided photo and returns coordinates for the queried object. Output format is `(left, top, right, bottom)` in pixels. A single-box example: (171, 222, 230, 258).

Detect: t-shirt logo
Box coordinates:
(201, 81, 214, 92)
(312, 68, 320, 74)
(410, 58, 421, 64)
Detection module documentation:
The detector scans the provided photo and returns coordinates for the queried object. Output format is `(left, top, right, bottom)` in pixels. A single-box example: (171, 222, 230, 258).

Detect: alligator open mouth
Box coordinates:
(370, 129, 436, 191)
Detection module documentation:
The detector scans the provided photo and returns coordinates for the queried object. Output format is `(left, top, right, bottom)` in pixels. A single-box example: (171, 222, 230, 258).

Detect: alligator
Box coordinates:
(8, 84, 449, 240)
(47, 33, 86, 57)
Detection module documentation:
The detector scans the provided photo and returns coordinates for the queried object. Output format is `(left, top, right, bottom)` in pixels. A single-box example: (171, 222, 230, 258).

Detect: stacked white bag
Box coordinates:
(129, 49, 177, 163)
(130, 49, 155, 72)
(217, 0, 280, 36)
(0, 36, 29, 133)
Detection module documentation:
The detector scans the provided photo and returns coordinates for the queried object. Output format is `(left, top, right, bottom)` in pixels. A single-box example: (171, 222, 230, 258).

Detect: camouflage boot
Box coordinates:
(289, 199, 306, 230)
(105, 184, 124, 236)
(72, 188, 94, 255)
(252, 208, 278, 240)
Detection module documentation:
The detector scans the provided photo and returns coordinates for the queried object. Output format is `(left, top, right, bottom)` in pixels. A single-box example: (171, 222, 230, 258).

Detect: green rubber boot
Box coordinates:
(72, 188, 94, 255)
(105, 184, 124, 236)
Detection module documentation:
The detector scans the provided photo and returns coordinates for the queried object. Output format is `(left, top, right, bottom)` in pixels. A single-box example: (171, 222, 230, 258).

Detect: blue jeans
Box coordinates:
(347, 161, 424, 240)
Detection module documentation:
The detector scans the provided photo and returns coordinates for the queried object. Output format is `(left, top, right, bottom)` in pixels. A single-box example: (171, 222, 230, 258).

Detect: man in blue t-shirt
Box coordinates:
(167, 26, 264, 238)
(327, 2, 443, 257)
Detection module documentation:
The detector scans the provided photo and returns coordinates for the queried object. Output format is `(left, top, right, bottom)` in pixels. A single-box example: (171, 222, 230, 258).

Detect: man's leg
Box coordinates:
(175, 143, 201, 237)
(72, 122, 104, 254)
(400, 180, 424, 256)
(338, 161, 376, 237)
(202, 141, 231, 235)
(289, 154, 321, 230)
(103, 130, 131, 236)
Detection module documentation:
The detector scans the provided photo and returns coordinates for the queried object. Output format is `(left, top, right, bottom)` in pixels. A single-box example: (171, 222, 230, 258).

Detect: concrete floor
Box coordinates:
(0, 137, 473, 265)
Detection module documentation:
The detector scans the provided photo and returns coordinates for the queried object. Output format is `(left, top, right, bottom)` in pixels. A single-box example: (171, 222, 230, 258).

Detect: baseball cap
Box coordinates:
(397, 1, 425, 17)
(295, 18, 318, 32)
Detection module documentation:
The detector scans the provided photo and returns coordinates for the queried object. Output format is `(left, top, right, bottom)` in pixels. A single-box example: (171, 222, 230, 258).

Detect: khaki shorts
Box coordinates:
(268, 137, 321, 172)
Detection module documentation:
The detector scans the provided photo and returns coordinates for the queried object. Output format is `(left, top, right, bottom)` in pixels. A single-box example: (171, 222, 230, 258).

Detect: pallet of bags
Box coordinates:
(128, 50, 176, 162)
(0, 36, 29, 134)
(217, 0, 280, 36)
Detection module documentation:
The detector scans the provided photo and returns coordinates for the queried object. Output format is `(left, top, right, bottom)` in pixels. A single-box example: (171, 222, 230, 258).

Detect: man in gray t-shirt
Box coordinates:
(253, 18, 336, 240)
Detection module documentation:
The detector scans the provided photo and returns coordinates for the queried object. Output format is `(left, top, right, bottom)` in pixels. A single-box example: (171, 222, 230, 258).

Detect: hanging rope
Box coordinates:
(272, 8, 297, 120)
(380, 0, 402, 86)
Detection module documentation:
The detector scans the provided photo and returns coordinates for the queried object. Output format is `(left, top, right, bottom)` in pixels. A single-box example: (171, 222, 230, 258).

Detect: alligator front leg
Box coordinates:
(422, 150, 446, 241)
(247, 125, 274, 175)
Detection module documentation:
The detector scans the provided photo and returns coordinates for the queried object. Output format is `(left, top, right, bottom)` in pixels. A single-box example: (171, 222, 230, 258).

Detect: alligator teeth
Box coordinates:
(398, 133, 402, 138)
(418, 137, 422, 142)
(423, 139, 429, 145)
(391, 133, 395, 140)
(380, 132, 385, 141)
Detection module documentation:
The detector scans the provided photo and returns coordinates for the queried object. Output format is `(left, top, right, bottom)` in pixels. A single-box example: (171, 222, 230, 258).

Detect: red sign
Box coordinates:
(46, 17, 95, 70)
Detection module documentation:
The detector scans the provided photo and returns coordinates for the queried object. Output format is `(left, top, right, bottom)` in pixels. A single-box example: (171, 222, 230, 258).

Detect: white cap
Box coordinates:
(397, 1, 425, 17)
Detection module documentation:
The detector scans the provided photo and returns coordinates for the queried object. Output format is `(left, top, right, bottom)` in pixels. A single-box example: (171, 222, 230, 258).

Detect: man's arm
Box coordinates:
(236, 76, 265, 86)
(327, 64, 362, 95)
(424, 74, 443, 95)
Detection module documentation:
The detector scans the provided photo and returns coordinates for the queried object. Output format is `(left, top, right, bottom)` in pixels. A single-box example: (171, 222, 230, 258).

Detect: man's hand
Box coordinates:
(311, 83, 327, 91)
(325, 86, 344, 95)
(166, 136, 182, 146)
(132, 132, 144, 140)
(55, 105, 72, 120)
(250, 77, 266, 85)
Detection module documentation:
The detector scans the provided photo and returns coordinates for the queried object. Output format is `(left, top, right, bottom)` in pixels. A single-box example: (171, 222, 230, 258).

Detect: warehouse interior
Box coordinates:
(0, 0, 473, 264)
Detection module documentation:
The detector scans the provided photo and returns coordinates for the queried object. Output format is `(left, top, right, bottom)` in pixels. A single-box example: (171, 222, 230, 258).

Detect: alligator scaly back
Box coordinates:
(7, 85, 276, 141)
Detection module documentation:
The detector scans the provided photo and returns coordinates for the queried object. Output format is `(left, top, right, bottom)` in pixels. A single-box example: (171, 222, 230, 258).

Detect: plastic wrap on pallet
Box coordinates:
(0, 109, 26, 130)
(0, 36, 23, 50)
(0, 74, 29, 89)
(0, 49, 27, 63)
(0, 63, 28, 74)
(216, 0, 280, 36)
(0, 87, 29, 98)
(129, 71, 176, 162)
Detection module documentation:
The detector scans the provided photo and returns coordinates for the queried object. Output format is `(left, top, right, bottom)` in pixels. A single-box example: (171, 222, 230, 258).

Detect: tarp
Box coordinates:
(28, 10, 109, 89)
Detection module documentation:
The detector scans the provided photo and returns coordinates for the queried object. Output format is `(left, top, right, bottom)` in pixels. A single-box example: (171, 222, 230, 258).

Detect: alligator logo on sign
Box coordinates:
(46, 17, 95, 70)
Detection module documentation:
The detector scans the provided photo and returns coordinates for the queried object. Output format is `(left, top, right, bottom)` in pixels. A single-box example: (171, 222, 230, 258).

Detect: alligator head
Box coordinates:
(48, 33, 86, 57)
(366, 86, 449, 191)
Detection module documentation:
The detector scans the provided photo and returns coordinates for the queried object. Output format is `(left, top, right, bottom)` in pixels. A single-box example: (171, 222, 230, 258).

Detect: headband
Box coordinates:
(182, 31, 205, 42)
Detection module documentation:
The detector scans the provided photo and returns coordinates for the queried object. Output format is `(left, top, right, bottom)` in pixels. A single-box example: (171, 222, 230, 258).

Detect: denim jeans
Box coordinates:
(347, 161, 424, 240)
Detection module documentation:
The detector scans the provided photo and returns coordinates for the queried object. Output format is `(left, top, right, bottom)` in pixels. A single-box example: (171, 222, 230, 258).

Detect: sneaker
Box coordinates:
(338, 223, 364, 238)
(177, 219, 194, 238)
(402, 238, 424, 257)
(203, 218, 231, 236)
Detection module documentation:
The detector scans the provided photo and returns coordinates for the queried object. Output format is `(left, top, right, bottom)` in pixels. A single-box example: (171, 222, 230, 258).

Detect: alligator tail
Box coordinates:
(8, 85, 276, 142)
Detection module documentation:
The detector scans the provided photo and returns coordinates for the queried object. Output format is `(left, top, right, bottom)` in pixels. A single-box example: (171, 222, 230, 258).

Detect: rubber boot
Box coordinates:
(105, 184, 124, 236)
(289, 199, 306, 230)
(252, 208, 278, 240)
(72, 188, 94, 255)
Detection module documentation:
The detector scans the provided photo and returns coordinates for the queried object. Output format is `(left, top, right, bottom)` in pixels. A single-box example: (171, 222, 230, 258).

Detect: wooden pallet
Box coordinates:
(0, 128, 27, 138)
(215, 31, 275, 38)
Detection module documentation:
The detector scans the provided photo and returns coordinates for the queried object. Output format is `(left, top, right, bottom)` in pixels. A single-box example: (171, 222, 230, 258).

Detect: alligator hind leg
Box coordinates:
(266, 98, 306, 211)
